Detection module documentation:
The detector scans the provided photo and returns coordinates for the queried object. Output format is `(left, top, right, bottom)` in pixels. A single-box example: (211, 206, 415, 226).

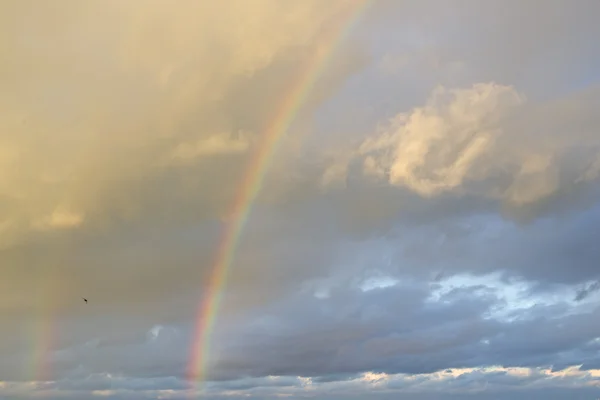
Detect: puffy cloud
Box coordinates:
(327, 82, 600, 213)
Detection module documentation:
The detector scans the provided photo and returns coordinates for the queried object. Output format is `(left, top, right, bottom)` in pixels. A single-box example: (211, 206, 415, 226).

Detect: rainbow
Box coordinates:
(187, 0, 371, 393)
(30, 283, 58, 384)
(30, 313, 54, 383)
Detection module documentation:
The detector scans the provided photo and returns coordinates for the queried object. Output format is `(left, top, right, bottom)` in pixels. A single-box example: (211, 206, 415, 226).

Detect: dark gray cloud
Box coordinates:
(575, 281, 600, 302)
(203, 282, 600, 380)
(8, 276, 596, 388)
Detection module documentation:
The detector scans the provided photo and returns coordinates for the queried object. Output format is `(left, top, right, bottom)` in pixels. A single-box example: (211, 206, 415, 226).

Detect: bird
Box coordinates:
(82, 297, 88, 304)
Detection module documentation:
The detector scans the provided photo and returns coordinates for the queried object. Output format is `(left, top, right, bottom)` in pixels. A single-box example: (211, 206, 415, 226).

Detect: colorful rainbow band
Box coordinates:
(187, 0, 371, 393)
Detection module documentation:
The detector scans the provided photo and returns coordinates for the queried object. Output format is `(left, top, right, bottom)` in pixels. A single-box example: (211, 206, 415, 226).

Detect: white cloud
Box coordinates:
(350, 83, 526, 197)
(327, 81, 600, 211)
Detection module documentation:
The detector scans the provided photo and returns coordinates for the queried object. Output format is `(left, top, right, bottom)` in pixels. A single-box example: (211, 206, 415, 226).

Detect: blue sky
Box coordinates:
(1, 0, 600, 399)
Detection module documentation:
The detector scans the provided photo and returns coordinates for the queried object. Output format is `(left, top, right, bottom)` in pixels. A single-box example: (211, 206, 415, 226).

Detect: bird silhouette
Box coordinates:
(82, 297, 88, 303)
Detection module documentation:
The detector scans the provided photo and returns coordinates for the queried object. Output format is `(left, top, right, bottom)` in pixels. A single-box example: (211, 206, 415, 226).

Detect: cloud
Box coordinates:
(0, 0, 368, 246)
(575, 281, 600, 302)
(3, 284, 600, 399)
(0, 1, 372, 391)
(166, 132, 253, 164)
(200, 277, 600, 380)
(32, 207, 85, 231)
(16, 272, 598, 387)
(325, 82, 600, 215)
(0, 0, 369, 307)
(2, 1, 600, 399)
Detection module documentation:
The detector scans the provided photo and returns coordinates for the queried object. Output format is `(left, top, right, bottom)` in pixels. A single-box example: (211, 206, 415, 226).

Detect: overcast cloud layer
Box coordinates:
(2, 1, 600, 399)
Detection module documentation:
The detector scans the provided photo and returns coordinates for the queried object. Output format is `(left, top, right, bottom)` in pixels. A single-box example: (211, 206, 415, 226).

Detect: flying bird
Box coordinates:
(82, 297, 88, 303)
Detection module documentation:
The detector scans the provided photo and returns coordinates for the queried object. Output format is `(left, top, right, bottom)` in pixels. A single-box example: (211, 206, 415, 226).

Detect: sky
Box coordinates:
(1, 0, 600, 399)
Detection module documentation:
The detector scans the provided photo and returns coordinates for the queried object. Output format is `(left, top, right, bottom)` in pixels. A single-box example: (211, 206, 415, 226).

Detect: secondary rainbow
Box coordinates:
(187, 0, 372, 392)
(31, 312, 55, 383)
(30, 281, 59, 385)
